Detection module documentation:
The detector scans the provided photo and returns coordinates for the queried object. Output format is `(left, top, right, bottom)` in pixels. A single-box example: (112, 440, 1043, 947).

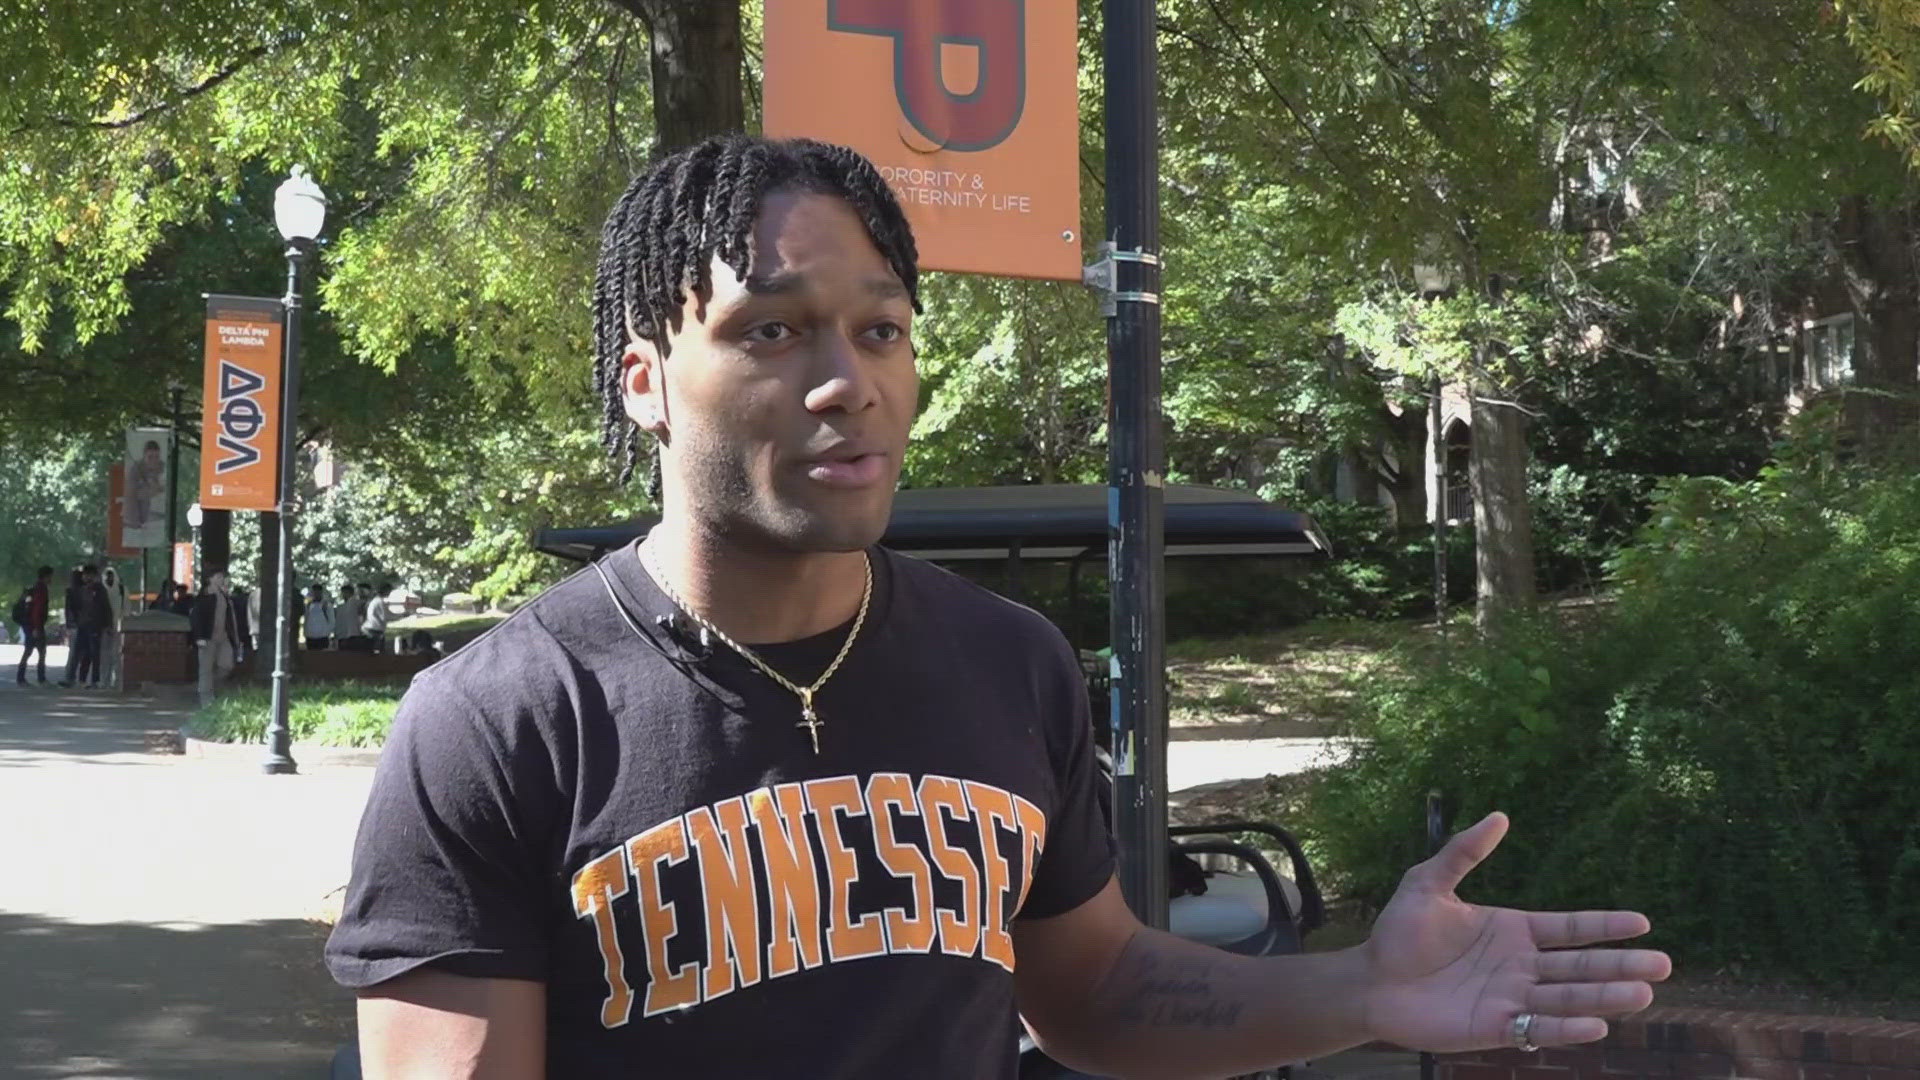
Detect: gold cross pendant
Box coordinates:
(797, 690, 823, 754)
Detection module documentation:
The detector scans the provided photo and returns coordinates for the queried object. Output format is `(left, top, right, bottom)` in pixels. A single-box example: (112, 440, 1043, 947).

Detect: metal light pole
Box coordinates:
(1430, 370, 1447, 625)
(1104, 0, 1169, 926)
(187, 502, 204, 584)
(166, 382, 183, 556)
(1414, 263, 1453, 628)
(263, 166, 326, 776)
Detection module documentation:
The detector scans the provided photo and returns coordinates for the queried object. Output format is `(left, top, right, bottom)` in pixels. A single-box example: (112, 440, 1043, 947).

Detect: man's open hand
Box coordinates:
(1360, 812, 1672, 1054)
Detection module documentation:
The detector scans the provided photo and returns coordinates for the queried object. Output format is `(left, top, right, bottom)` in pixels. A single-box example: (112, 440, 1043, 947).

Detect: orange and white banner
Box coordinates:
(122, 426, 171, 549)
(106, 464, 138, 559)
(764, 0, 1083, 281)
(199, 295, 284, 512)
(172, 542, 194, 589)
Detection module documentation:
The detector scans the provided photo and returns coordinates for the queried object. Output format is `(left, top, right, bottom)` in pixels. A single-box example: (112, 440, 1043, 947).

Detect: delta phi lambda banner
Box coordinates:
(198, 294, 284, 512)
(763, 0, 1083, 282)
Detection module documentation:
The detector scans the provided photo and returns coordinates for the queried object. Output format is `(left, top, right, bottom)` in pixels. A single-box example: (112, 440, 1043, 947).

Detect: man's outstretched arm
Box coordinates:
(1013, 813, 1671, 1080)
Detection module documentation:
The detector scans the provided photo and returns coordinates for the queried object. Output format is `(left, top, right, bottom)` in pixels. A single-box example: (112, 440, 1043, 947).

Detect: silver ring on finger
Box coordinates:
(1512, 1011, 1540, 1053)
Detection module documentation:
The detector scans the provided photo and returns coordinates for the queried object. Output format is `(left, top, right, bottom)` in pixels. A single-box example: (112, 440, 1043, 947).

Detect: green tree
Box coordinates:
(0, 1, 749, 424)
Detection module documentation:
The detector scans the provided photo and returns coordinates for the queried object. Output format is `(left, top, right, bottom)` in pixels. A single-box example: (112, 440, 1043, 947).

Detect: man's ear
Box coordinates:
(620, 338, 669, 441)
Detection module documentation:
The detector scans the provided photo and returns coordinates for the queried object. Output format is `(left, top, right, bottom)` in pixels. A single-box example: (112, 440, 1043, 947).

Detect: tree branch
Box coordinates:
(42, 41, 288, 133)
(1195, 0, 1364, 191)
(482, 17, 609, 184)
(602, 0, 650, 27)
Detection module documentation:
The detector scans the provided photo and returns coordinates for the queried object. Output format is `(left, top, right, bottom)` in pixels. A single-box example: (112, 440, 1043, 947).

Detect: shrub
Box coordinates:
(190, 681, 406, 748)
(1294, 499, 1477, 620)
(1311, 438, 1920, 990)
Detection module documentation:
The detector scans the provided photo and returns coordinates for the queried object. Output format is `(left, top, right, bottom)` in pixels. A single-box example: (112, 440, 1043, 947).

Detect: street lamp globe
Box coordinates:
(273, 166, 327, 242)
(186, 502, 204, 529)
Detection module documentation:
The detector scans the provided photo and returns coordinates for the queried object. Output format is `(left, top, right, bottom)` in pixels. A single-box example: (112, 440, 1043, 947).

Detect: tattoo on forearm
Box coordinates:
(1103, 950, 1247, 1030)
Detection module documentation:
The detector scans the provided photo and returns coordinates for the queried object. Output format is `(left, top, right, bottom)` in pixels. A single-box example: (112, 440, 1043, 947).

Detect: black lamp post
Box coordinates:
(1413, 262, 1454, 626)
(263, 166, 326, 776)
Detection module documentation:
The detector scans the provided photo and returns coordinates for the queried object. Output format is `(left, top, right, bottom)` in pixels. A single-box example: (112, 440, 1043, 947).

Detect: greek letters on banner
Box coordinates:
(198, 295, 285, 512)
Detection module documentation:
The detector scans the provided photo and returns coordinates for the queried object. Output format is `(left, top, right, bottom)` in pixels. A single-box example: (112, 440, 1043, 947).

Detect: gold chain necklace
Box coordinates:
(641, 543, 872, 754)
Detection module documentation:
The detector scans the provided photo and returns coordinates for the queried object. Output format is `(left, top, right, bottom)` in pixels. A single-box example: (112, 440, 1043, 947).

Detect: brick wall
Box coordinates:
(289, 648, 435, 684)
(1440, 1008, 1920, 1079)
(122, 626, 193, 688)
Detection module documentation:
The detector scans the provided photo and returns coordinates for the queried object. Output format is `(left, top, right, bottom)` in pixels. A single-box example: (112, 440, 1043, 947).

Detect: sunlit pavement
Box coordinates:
(0, 657, 371, 1077)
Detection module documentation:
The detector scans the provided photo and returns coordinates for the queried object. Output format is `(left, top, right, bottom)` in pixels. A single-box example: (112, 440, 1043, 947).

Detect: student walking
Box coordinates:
(191, 571, 243, 706)
(13, 567, 52, 686)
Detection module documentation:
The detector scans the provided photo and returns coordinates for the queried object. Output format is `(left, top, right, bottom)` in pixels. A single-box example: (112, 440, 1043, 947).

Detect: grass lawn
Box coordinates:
(386, 611, 509, 651)
(189, 681, 406, 748)
(1165, 616, 1451, 737)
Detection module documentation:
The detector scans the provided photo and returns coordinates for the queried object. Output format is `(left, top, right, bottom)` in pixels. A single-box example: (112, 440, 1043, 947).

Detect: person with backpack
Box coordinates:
(13, 567, 51, 686)
(336, 581, 367, 653)
(303, 584, 336, 650)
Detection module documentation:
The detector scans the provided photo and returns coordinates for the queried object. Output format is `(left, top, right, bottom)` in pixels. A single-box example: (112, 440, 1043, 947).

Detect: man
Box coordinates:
(190, 571, 242, 706)
(303, 584, 336, 650)
(14, 567, 52, 686)
(60, 566, 108, 689)
(336, 582, 367, 653)
(361, 582, 392, 652)
(326, 135, 1669, 1078)
(100, 567, 126, 691)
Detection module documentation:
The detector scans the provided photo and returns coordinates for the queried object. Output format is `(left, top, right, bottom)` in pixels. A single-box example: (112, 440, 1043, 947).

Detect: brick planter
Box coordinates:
(121, 612, 193, 689)
(290, 648, 435, 684)
(1439, 1007, 1920, 1079)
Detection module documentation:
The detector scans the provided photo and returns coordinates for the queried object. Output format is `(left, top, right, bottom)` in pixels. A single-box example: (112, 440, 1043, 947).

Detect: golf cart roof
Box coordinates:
(532, 483, 1331, 564)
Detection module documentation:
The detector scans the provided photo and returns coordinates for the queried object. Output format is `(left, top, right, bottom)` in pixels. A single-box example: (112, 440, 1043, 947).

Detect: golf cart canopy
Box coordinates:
(531, 483, 1331, 564)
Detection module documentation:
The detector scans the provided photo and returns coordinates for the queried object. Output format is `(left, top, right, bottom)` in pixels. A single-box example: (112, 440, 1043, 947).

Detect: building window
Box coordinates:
(1805, 313, 1863, 389)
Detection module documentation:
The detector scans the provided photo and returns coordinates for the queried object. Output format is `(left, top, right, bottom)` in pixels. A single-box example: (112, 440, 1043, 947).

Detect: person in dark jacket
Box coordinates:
(190, 570, 243, 706)
(14, 566, 52, 686)
(58, 567, 99, 688)
(76, 567, 111, 689)
(60, 568, 81, 626)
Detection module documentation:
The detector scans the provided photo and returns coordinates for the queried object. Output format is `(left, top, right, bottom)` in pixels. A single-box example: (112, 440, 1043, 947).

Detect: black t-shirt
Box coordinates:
(325, 544, 1116, 1077)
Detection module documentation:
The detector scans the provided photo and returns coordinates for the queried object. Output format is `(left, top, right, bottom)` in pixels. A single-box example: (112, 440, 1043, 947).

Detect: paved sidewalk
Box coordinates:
(0, 668, 374, 1078)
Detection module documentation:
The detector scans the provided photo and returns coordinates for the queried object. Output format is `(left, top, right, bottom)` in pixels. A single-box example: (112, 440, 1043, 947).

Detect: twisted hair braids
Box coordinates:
(590, 134, 921, 496)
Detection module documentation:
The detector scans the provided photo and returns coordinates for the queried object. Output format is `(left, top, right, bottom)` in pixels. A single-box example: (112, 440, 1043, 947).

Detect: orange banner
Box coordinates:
(106, 464, 138, 558)
(764, 0, 1083, 281)
(172, 542, 194, 590)
(199, 295, 284, 512)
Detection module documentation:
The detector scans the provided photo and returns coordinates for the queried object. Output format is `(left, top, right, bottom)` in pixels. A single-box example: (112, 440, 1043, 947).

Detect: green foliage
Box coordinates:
(1, 0, 1903, 632)
(1843, 0, 1920, 168)
(0, 430, 161, 598)
(1293, 500, 1477, 619)
(190, 680, 404, 747)
(1313, 436, 1920, 988)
